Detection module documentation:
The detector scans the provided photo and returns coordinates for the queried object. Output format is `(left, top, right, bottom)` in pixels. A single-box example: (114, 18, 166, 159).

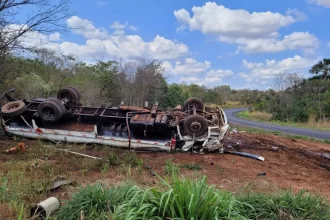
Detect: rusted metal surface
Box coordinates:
(43, 121, 95, 132)
(1, 88, 229, 153)
(174, 105, 182, 110)
(119, 106, 149, 112)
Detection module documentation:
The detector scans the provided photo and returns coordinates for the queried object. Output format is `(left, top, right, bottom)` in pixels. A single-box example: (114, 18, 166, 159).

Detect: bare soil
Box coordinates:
(137, 132, 330, 197)
(1, 131, 330, 217)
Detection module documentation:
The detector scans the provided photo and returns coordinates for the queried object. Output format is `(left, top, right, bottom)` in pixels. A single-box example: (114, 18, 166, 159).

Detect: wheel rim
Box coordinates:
(190, 121, 202, 133)
(42, 107, 55, 121)
(7, 103, 19, 111)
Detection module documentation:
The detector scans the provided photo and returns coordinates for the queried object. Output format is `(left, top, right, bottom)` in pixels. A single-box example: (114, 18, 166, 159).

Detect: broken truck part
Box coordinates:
(0, 88, 229, 152)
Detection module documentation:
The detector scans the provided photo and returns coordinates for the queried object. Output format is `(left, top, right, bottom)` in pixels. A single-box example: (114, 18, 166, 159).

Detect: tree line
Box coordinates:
(0, 1, 329, 124)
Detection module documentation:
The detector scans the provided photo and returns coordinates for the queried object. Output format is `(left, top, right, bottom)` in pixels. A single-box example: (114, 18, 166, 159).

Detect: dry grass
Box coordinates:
(238, 110, 273, 121)
(238, 111, 330, 132)
(305, 115, 330, 131)
(207, 101, 247, 109)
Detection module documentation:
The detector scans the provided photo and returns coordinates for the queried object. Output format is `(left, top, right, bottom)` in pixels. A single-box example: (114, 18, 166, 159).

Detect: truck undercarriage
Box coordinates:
(1, 88, 229, 152)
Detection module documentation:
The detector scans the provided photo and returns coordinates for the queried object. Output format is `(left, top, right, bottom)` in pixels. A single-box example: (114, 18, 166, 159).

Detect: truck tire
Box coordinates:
(183, 114, 208, 137)
(183, 97, 204, 112)
(57, 87, 80, 104)
(68, 86, 81, 100)
(1, 100, 26, 117)
(47, 98, 66, 115)
(37, 100, 63, 123)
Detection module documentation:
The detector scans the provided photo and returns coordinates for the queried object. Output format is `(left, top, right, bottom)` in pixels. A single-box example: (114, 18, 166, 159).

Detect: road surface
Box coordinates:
(224, 108, 330, 140)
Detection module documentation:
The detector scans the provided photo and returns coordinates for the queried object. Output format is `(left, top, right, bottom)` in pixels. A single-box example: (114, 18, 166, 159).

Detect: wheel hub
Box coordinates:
(190, 121, 202, 133)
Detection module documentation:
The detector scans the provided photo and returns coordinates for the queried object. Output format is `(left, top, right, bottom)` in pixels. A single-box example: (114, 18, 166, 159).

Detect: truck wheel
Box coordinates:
(57, 87, 80, 104)
(183, 97, 204, 112)
(47, 98, 66, 115)
(37, 100, 63, 123)
(183, 114, 208, 137)
(1, 100, 26, 117)
(68, 86, 81, 100)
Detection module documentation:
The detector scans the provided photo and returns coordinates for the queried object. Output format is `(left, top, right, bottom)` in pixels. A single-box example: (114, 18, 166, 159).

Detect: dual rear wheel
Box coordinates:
(38, 87, 81, 123)
(1, 87, 80, 123)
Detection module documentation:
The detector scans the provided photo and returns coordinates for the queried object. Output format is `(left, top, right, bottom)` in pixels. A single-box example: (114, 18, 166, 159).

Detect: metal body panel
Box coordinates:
(5, 125, 171, 151)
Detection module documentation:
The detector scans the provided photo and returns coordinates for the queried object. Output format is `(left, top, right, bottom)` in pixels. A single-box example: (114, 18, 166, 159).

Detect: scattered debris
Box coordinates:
(2, 142, 25, 154)
(271, 146, 279, 151)
(43, 145, 102, 160)
(30, 197, 60, 219)
(50, 179, 75, 192)
(226, 151, 265, 161)
(230, 128, 238, 134)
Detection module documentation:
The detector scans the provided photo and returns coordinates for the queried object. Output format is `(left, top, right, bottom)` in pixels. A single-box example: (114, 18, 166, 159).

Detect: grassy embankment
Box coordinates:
(57, 162, 330, 220)
(237, 110, 330, 132)
(1, 140, 330, 219)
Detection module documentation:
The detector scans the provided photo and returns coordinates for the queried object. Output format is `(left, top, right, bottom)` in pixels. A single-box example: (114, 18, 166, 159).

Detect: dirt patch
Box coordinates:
(136, 132, 330, 197)
(1, 131, 330, 214)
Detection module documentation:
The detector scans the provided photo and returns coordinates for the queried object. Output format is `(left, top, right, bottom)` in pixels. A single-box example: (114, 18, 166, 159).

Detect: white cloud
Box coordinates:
(174, 2, 296, 39)
(96, 1, 109, 6)
(110, 21, 127, 29)
(286, 8, 308, 21)
(327, 42, 330, 47)
(67, 16, 109, 40)
(233, 32, 319, 54)
(206, 69, 233, 78)
(110, 21, 138, 35)
(163, 57, 233, 86)
(23, 16, 188, 62)
(174, 2, 318, 54)
(179, 68, 234, 86)
(308, 0, 330, 8)
(112, 29, 125, 36)
(163, 58, 211, 76)
(43, 34, 188, 61)
(3, 24, 61, 49)
(240, 55, 311, 83)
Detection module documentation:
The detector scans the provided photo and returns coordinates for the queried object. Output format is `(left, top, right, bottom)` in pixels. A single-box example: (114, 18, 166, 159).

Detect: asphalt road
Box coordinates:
(224, 108, 330, 140)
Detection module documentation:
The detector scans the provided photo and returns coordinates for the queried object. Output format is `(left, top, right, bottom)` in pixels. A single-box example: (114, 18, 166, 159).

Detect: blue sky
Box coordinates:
(23, 0, 330, 89)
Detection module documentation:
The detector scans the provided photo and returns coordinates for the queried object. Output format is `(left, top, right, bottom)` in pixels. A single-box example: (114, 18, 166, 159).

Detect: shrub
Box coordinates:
(57, 177, 330, 220)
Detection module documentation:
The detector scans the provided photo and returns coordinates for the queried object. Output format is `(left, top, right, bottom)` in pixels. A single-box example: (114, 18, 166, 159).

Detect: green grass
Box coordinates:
(164, 159, 180, 175)
(0, 141, 146, 219)
(181, 162, 202, 171)
(57, 176, 330, 220)
(237, 110, 330, 132)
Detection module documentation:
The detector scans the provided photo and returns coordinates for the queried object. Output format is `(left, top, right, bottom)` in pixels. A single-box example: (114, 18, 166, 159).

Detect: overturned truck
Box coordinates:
(0, 88, 229, 152)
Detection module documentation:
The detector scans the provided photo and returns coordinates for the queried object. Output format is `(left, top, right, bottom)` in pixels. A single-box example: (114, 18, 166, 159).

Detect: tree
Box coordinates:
(0, 0, 70, 52)
(309, 59, 330, 80)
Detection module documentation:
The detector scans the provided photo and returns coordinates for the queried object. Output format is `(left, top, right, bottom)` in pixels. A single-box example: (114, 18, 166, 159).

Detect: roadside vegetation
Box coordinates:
(245, 70, 330, 131)
(237, 110, 330, 132)
(1, 138, 330, 219)
(56, 175, 330, 220)
(229, 125, 330, 144)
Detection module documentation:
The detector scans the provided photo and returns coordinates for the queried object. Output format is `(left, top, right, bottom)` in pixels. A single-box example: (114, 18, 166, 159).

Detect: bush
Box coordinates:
(57, 177, 330, 220)
(239, 190, 330, 220)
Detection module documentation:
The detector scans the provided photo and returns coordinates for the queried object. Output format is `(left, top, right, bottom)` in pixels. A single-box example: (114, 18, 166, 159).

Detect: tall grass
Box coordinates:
(57, 176, 330, 219)
(306, 115, 330, 131)
(238, 111, 330, 131)
(238, 110, 273, 121)
(239, 190, 330, 220)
